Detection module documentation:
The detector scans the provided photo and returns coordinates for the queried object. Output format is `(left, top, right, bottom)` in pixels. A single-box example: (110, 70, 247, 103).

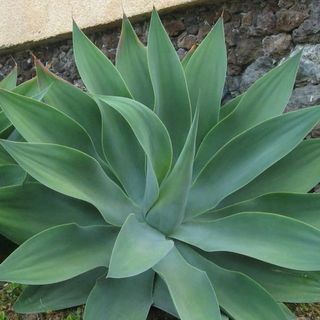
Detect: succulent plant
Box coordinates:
(0, 9, 320, 320)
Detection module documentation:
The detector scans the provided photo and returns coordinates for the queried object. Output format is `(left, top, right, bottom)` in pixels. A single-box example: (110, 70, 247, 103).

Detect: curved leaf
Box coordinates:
(13, 77, 39, 97)
(219, 94, 243, 120)
(0, 67, 17, 90)
(219, 138, 320, 207)
(208, 252, 320, 303)
(178, 244, 288, 320)
(0, 141, 137, 226)
(185, 18, 227, 142)
(0, 183, 105, 244)
(97, 96, 172, 184)
(203, 192, 320, 229)
(116, 15, 154, 108)
(108, 214, 173, 278)
(195, 53, 302, 174)
(181, 45, 197, 69)
(98, 99, 146, 203)
(147, 109, 198, 234)
(36, 61, 104, 157)
(0, 89, 97, 157)
(14, 268, 106, 313)
(173, 212, 320, 270)
(187, 106, 320, 217)
(84, 271, 153, 320)
(0, 164, 26, 187)
(0, 224, 118, 284)
(73, 21, 131, 97)
(148, 9, 191, 161)
(153, 247, 221, 320)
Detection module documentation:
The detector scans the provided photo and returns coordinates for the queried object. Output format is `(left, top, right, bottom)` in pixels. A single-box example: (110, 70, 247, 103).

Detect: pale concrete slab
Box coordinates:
(0, 0, 202, 51)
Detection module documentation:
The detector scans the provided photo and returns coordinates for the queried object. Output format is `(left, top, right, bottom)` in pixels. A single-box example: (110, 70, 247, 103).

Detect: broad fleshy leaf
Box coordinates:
(195, 53, 302, 174)
(0, 164, 26, 187)
(153, 247, 221, 320)
(207, 252, 320, 303)
(203, 192, 320, 229)
(0, 89, 97, 157)
(219, 94, 243, 120)
(0, 141, 137, 226)
(178, 244, 288, 320)
(147, 109, 198, 234)
(219, 138, 320, 207)
(116, 15, 154, 108)
(148, 9, 191, 161)
(0, 183, 105, 244)
(181, 45, 197, 69)
(0, 224, 118, 284)
(108, 214, 173, 278)
(187, 106, 320, 217)
(36, 61, 104, 157)
(13, 77, 39, 97)
(14, 268, 106, 313)
(97, 95, 172, 184)
(185, 18, 227, 142)
(173, 212, 320, 270)
(84, 271, 153, 320)
(0, 67, 17, 90)
(73, 21, 131, 97)
(98, 98, 146, 203)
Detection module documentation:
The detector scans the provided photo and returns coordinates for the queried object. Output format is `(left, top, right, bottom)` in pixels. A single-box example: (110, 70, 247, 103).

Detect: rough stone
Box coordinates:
(177, 32, 197, 49)
(250, 11, 276, 36)
(276, 9, 309, 32)
(292, 0, 320, 43)
(262, 33, 292, 56)
(164, 19, 185, 36)
(286, 84, 320, 111)
(240, 56, 275, 92)
(295, 44, 320, 85)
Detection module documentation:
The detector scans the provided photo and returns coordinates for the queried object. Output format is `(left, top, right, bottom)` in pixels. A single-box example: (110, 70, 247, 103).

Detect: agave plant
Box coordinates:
(1, 9, 320, 320)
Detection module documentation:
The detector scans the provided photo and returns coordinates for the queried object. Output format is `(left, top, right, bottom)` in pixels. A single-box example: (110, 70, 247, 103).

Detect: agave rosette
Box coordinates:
(0, 9, 320, 320)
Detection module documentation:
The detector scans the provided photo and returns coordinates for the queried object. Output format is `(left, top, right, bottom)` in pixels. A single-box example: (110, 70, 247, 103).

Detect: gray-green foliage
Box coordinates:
(0, 9, 320, 320)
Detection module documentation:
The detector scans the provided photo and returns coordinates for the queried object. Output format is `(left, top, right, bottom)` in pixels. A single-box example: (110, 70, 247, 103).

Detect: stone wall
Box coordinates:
(0, 0, 319, 115)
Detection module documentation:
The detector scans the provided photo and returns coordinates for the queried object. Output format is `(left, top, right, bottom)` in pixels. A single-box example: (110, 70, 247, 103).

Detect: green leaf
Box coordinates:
(148, 9, 191, 161)
(13, 77, 40, 97)
(207, 252, 320, 303)
(153, 247, 221, 320)
(181, 45, 197, 69)
(97, 96, 172, 184)
(0, 67, 17, 90)
(203, 192, 320, 229)
(178, 244, 288, 320)
(98, 99, 146, 203)
(153, 276, 178, 318)
(84, 271, 153, 320)
(0, 141, 137, 226)
(0, 224, 118, 284)
(0, 182, 105, 244)
(14, 268, 106, 313)
(219, 138, 320, 207)
(219, 94, 243, 120)
(72, 21, 131, 97)
(108, 214, 173, 278)
(146, 109, 198, 234)
(36, 61, 104, 157)
(0, 164, 26, 187)
(0, 89, 97, 157)
(0, 111, 11, 136)
(185, 18, 227, 142)
(173, 212, 320, 271)
(187, 106, 320, 217)
(116, 15, 154, 108)
(0, 144, 14, 165)
(195, 53, 302, 174)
